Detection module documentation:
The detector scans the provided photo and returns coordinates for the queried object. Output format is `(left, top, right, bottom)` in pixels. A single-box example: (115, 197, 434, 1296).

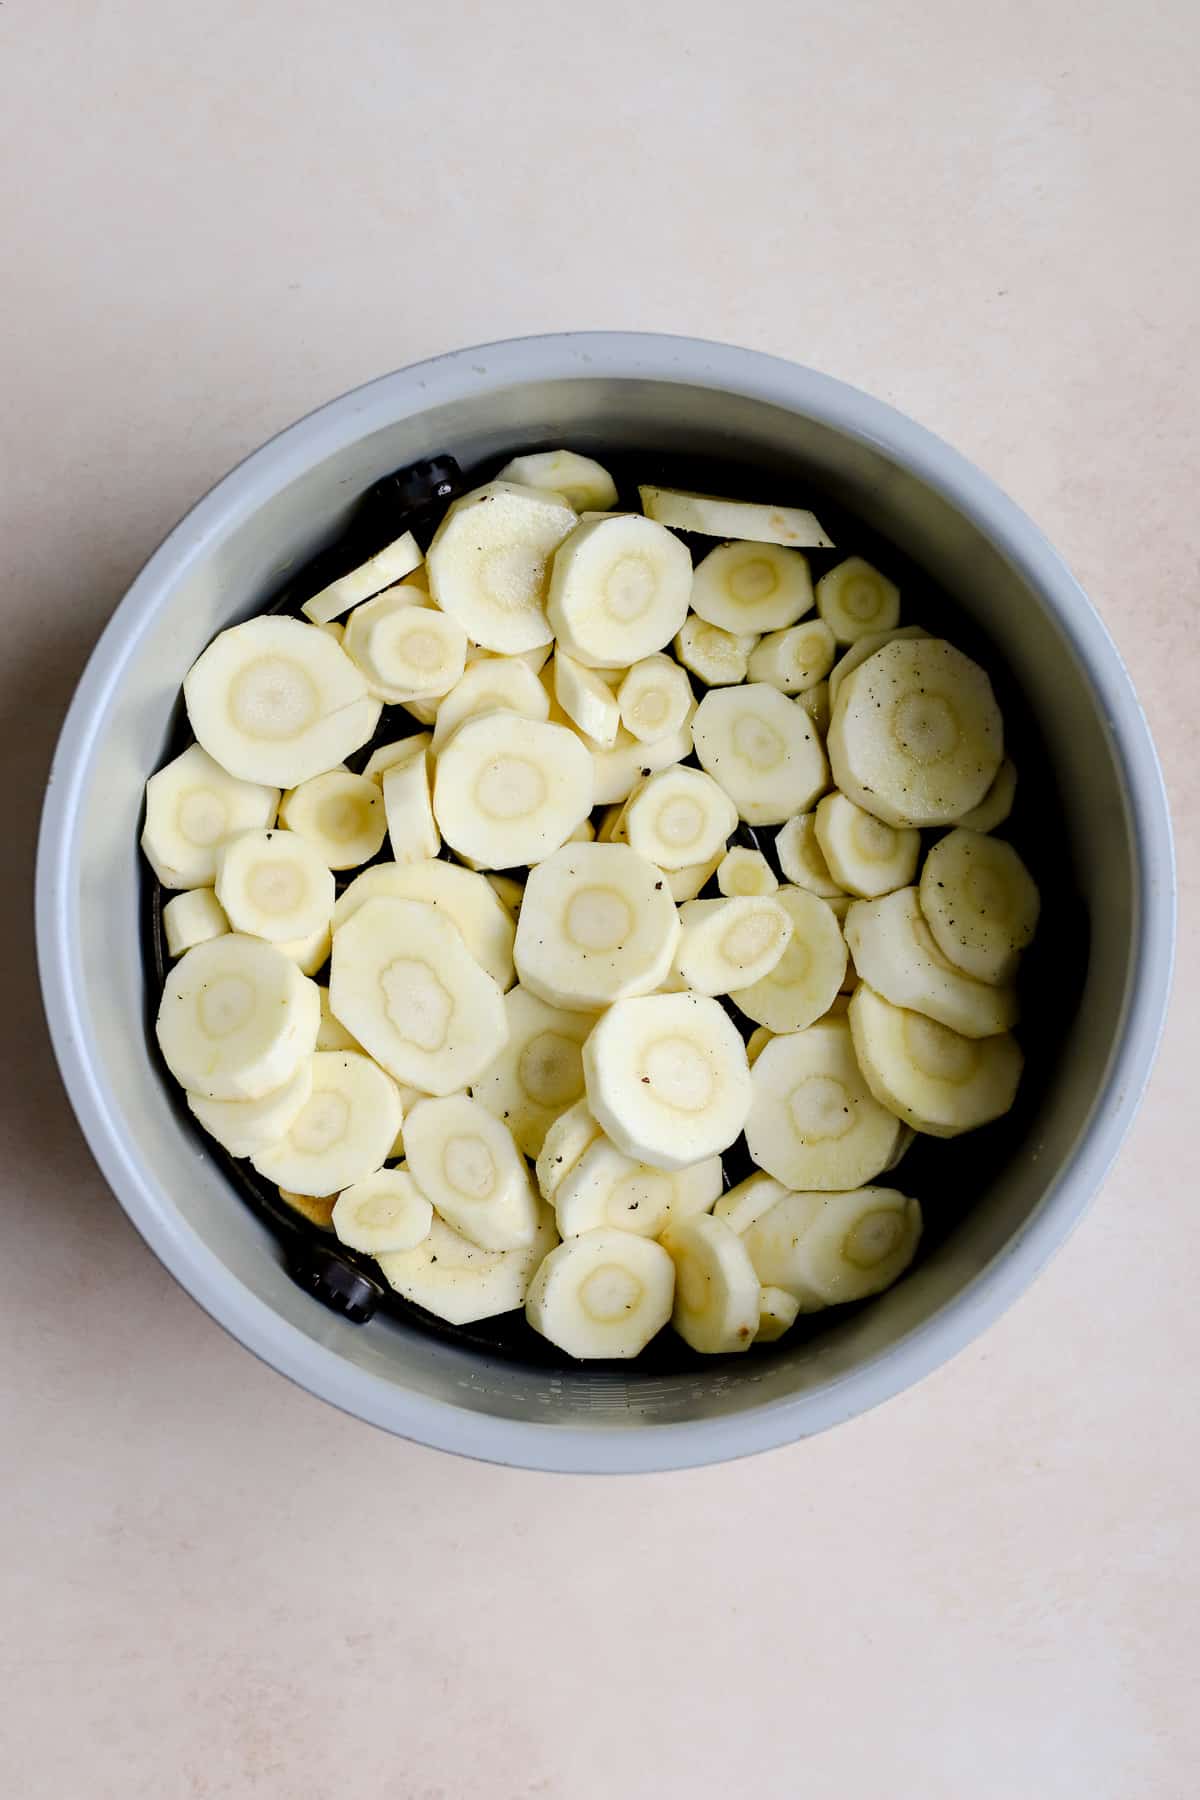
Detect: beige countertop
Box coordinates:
(2, 2, 1197, 1794)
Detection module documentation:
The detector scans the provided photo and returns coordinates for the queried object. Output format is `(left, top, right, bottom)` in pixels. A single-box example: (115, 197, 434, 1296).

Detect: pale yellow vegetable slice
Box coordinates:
(157, 934, 320, 1101)
(747, 618, 836, 693)
(729, 886, 846, 1034)
(379, 1201, 558, 1327)
(250, 1050, 403, 1196)
(793, 1189, 923, 1303)
(183, 616, 381, 789)
(403, 1094, 539, 1250)
(661, 1214, 760, 1353)
(343, 589, 467, 704)
(617, 655, 694, 744)
(547, 515, 692, 668)
(186, 1057, 313, 1158)
(496, 449, 618, 512)
(142, 744, 279, 889)
(624, 765, 737, 872)
(814, 792, 919, 899)
(278, 767, 387, 869)
(535, 1099, 603, 1201)
(816, 557, 900, 644)
(673, 896, 793, 996)
(692, 684, 828, 825)
(332, 1168, 433, 1255)
(827, 624, 929, 712)
(845, 887, 1018, 1037)
(433, 710, 593, 868)
(328, 896, 507, 1094)
(639, 485, 833, 548)
(425, 481, 577, 653)
(361, 732, 432, 783)
(430, 656, 550, 752)
(919, 828, 1040, 985)
(526, 1228, 674, 1359)
(583, 991, 752, 1170)
(795, 680, 831, 736)
(163, 887, 229, 957)
(471, 985, 592, 1156)
(827, 638, 1003, 828)
(716, 847, 778, 898)
(381, 749, 440, 864)
(956, 757, 1017, 833)
(674, 615, 756, 686)
(691, 541, 815, 635)
(553, 649, 621, 747)
(514, 842, 680, 1011)
(300, 531, 423, 623)
(214, 827, 335, 944)
(332, 859, 515, 990)
(744, 1016, 903, 1190)
(848, 983, 1023, 1137)
(775, 813, 845, 899)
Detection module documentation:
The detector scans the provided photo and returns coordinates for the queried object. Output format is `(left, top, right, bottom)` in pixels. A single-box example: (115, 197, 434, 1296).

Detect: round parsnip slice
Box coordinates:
(827, 639, 1003, 827)
(661, 1214, 760, 1354)
(163, 887, 229, 957)
(514, 842, 680, 1011)
(638, 486, 833, 549)
(278, 766, 386, 869)
(329, 896, 507, 1094)
(157, 934, 320, 1100)
(333, 859, 515, 990)
(775, 813, 845, 898)
(590, 718, 696, 806)
(816, 557, 900, 644)
(756, 1286, 803, 1341)
(583, 992, 751, 1170)
(848, 983, 1023, 1137)
(379, 1200, 559, 1327)
(430, 656, 550, 751)
(745, 1017, 902, 1191)
(747, 618, 836, 693)
(673, 896, 793, 996)
(919, 828, 1040, 985)
(403, 1094, 538, 1251)
(717, 847, 778, 898)
(553, 650, 620, 747)
(956, 757, 1017, 833)
(316, 985, 361, 1052)
(827, 624, 929, 712)
(535, 1099, 602, 1201)
(674, 614, 756, 686)
(796, 1189, 923, 1304)
(343, 589, 467, 704)
(186, 1057, 313, 1158)
(795, 680, 831, 736)
(496, 449, 618, 513)
(692, 684, 828, 825)
(381, 749, 440, 864)
(471, 985, 592, 1156)
(142, 744, 280, 889)
(845, 887, 1018, 1038)
(814, 792, 920, 898)
(526, 1229, 674, 1359)
(331, 1168, 433, 1255)
(547, 514, 692, 668)
(184, 616, 381, 789)
(691, 542, 815, 635)
(300, 530, 423, 623)
(426, 481, 577, 653)
(250, 1051, 402, 1195)
(617, 655, 693, 744)
(215, 828, 335, 944)
(362, 732, 432, 784)
(554, 1137, 722, 1238)
(713, 1169, 791, 1236)
(624, 765, 737, 872)
(433, 711, 593, 868)
(729, 886, 846, 1034)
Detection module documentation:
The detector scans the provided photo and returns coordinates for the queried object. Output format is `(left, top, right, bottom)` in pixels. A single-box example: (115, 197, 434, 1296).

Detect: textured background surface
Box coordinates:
(2, 2, 1197, 1794)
